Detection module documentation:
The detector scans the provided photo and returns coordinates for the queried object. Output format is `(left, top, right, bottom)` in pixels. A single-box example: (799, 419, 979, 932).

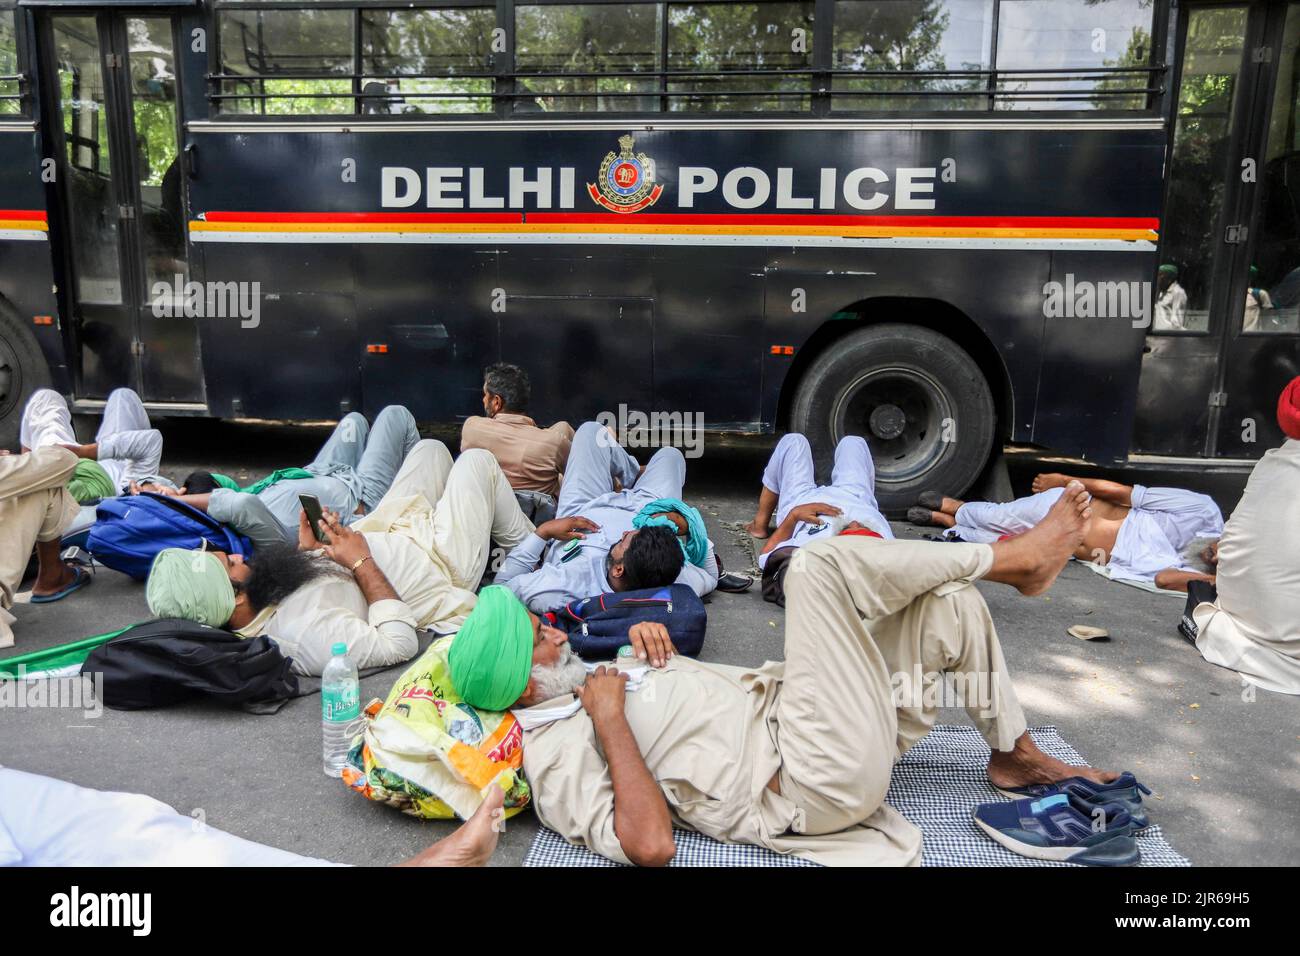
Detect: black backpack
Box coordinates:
(81, 618, 299, 712)
(545, 583, 707, 659)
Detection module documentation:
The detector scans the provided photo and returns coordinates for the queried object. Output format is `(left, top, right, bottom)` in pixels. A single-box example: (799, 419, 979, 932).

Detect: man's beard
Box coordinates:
(242, 543, 330, 612)
(529, 643, 589, 701)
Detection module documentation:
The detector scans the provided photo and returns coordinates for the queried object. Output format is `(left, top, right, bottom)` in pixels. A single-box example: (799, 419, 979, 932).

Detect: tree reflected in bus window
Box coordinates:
(217, 8, 354, 114)
(995, 0, 1155, 111)
(1243, 3, 1300, 335)
(667, 2, 815, 112)
(831, 0, 992, 111)
(515, 3, 661, 113)
(1154, 6, 1248, 334)
(0, 9, 20, 116)
(361, 8, 495, 114)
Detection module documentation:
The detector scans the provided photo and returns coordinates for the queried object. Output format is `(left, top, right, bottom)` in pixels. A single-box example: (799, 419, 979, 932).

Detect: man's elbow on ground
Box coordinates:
(623, 835, 676, 868)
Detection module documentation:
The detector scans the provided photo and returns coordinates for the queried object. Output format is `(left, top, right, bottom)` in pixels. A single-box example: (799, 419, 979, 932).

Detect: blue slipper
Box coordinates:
(29, 565, 91, 604)
(973, 793, 1140, 866)
(995, 772, 1152, 829)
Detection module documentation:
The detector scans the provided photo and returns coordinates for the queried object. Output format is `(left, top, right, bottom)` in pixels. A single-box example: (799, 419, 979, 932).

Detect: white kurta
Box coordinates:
(0, 768, 339, 866)
(20, 387, 163, 492)
(1193, 439, 1300, 694)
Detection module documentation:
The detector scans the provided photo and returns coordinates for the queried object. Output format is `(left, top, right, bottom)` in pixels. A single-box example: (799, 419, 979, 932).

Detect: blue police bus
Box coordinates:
(1, 0, 1297, 511)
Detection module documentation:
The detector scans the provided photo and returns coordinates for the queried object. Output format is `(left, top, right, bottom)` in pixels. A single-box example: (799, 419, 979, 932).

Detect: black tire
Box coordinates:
(0, 303, 51, 450)
(789, 324, 996, 517)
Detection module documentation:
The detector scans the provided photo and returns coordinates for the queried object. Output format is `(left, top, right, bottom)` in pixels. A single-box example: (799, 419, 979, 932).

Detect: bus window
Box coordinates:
(0, 8, 20, 116)
(217, 7, 354, 114)
(667, 2, 815, 112)
(1242, 3, 1300, 335)
(994, 0, 1156, 111)
(52, 15, 122, 307)
(1154, 6, 1249, 334)
(831, 0, 993, 112)
(127, 17, 185, 292)
(360, 8, 495, 115)
(514, 2, 661, 113)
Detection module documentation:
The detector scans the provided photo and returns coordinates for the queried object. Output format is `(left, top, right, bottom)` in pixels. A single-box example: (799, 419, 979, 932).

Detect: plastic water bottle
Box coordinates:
(321, 642, 360, 777)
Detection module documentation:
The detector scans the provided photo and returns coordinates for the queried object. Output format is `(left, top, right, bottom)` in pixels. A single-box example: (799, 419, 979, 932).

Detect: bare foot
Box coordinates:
(1031, 472, 1070, 495)
(988, 731, 1118, 789)
(986, 480, 1091, 596)
(32, 561, 79, 598)
(744, 518, 772, 539)
(397, 787, 504, 867)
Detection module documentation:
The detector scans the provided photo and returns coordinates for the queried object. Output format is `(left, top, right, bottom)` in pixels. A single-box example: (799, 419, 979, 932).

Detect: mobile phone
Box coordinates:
(299, 494, 327, 542)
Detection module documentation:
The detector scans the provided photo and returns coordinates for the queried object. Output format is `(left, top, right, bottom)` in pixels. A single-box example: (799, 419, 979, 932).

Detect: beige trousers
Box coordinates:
(775, 535, 1027, 835)
(361, 439, 535, 590)
(0, 447, 80, 646)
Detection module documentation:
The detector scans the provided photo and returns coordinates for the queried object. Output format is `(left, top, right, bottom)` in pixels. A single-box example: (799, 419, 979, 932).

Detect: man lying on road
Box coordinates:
(496, 421, 722, 611)
(453, 482, 1135, 866)
(142, 405, 420, 550)
(145, 440, 533, 675)
(909, 474, 1222, 591)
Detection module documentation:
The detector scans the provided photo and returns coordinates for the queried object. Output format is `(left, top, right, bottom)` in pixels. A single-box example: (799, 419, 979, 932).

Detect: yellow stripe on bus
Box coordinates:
(0, 219, 48, 231)
(190, 220, 1155, 241)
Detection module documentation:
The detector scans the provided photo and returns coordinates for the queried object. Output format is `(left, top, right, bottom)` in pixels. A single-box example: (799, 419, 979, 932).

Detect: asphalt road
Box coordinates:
(3, 420, 1296, 867)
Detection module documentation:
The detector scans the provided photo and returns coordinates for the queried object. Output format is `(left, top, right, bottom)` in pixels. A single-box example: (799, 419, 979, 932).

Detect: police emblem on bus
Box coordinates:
(587, 134, 663, 214)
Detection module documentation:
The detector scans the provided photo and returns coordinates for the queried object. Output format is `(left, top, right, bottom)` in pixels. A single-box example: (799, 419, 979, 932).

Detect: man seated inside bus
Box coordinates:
(460, 363, 574, 510)
(1182, 376, 1300, 695)
(908, 473, 1223, 591)
(21, 387, 169, 533)
(137, 405, 421, 551)
(0, 446, 87, 646)
(144, 440, 534, 676)
(454, 482, 1136, 866)
(1153, 264, 1188, 331)
(744, 433, 894, 606)
(495, 420, 721, 612)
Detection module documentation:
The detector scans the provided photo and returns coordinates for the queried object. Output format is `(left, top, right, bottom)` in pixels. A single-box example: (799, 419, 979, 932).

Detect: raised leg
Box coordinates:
(555, 421, 641, 518)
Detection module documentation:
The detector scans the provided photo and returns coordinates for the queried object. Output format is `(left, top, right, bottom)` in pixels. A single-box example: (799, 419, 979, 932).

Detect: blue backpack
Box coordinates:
(86, 492, 254, 581)
(546, 583, 707, 659)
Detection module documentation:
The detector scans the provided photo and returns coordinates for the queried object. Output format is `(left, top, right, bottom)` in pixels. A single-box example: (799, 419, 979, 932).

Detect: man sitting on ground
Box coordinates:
(145, 440, 533, 675)
(452, 483, 1126, 866)
(909, 474, 1222, 591)
(496, 420, 720, 612)
(1185, 376, 1300, 694)
(0, 447, 86, 647)
(0, 767, 504, 867)
(745, 433, 894, 604)
(143, 405, 420, 549)
(461, 363, 574, 503)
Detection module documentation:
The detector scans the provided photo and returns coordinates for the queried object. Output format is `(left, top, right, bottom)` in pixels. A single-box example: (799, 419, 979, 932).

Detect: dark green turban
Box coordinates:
(449, 586, 533, 711)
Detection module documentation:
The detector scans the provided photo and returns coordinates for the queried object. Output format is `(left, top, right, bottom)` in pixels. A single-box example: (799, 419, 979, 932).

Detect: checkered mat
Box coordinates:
(522, 725, 1190, 867)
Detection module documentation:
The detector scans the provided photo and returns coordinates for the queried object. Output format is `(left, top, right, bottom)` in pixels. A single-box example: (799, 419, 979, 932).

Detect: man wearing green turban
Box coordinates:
(146, 548, 238, 627)
(450, 585, 586, 712)
(68, 459, 116, 504)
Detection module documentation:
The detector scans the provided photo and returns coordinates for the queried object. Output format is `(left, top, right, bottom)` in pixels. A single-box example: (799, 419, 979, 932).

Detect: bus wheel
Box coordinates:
(790, 324, 996, 517)
(0, 305, 51, 450)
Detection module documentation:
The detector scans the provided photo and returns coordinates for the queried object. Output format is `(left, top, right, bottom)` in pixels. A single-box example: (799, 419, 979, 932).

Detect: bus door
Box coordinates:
(1134, 0, 1300, 457)
(38, 9, 202, 403)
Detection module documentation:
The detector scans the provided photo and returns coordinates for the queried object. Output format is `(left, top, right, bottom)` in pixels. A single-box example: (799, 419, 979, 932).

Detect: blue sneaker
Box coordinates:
(995, 772, 1153, 829)
(972, 793, 1140, 866)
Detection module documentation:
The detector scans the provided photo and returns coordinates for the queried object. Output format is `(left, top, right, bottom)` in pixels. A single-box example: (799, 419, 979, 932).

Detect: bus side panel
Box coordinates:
(0, 128, 70, 392)
(1035, 252, 1153, 462)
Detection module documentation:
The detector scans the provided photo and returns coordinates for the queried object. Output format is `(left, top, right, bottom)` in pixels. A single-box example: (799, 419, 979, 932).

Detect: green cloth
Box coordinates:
(68, 459, 115, 503)
(633, 497, 709, 567)
(1158, 263, 1179, 277)
(449, 586, 533, 711)
(146, 548, 236, 627)
(210, 467, 314, 496)
(0, 626, 131, 679)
